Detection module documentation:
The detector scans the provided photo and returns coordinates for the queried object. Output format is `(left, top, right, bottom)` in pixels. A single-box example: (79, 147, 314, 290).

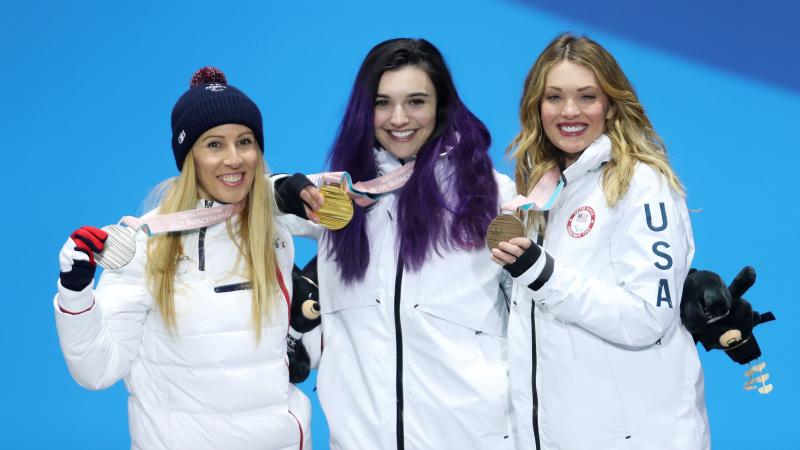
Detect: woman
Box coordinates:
(54, 67, 311, 450)
(492, 34, 710, 449)
(293, 38, 518, 449)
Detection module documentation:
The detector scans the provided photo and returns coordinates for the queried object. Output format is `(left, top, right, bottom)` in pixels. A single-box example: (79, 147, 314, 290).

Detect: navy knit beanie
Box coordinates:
(171, 67, 264, 171)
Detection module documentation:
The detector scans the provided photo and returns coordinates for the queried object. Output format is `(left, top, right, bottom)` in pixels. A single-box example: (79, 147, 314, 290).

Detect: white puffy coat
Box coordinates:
(506, 135, 709, 450)
(54, 200, 311, 450)
(298, 149, 518, 449)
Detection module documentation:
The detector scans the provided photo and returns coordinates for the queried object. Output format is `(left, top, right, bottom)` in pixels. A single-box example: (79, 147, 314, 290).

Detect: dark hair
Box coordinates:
(326, 38, 498, 283)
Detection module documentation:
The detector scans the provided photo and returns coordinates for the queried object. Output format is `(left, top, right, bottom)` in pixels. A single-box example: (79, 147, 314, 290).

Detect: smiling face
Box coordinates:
(192, 123, 260, 204)
(373, 65, 438, 160)
(540, 60, 614, 167)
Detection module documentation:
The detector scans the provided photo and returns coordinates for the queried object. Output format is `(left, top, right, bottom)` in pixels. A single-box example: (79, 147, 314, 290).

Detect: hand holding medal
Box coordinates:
(307, 161, 416, 231)
(486, 215, 526, 252)
(487, 166, 564, 251)
(59, 226, 109, 292)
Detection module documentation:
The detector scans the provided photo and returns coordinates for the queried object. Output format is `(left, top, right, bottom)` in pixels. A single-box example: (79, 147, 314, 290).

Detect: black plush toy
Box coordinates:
(288, 257, 322, 384)
(681, 266, 775, 365)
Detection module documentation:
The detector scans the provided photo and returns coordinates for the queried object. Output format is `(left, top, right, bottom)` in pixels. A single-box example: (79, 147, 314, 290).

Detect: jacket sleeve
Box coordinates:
(269, 174, 325, 240)
(495, 170, 519, 206)
(272, 173, 314, 219)
(54, 241, 151, 390)
(275, 213, 324, 240)
(509, 165, 694, 348)
(495, 171, 520, 303)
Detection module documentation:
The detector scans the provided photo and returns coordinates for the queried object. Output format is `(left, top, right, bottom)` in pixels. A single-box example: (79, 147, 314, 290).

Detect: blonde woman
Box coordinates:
(54, 67, 310, 449)
(492, 34, 710, 449)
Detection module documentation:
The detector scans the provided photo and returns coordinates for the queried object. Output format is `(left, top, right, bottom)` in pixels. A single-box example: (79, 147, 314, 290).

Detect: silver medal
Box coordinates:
(95, 224, 137, 270)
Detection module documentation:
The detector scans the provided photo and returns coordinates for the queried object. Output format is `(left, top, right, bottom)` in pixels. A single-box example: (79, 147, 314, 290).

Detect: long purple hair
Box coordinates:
(327, 38, 498, 283)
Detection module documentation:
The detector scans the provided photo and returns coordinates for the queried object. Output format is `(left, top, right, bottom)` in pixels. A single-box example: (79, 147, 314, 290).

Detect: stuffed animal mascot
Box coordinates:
(681, 266, 776, 393)
(288, 257, 321, 383)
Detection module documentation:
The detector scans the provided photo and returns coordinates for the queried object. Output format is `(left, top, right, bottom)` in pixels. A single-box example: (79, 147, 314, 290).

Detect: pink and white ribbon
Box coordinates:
(500, 166, 564, 214)
(120, 202, 245, 235)
(307, 161, 416, 207)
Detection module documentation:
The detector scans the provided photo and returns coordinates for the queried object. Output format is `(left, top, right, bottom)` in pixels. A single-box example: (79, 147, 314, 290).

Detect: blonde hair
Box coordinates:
(508, 33, 684, 234)
(145, 152, 278, 340)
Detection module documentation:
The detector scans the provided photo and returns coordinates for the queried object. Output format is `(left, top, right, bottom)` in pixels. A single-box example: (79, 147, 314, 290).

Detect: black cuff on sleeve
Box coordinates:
(529, 253, 554, 291)
(503, 241, 543, 278)
(275, 173, 314, 219)
(59, 259, 94, 292)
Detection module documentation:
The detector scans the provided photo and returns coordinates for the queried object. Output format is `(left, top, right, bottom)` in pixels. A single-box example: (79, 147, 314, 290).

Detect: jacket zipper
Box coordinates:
(531, 301, 540, 450)
(394, 255, 405, 450)
(531, 210, 549, 449)
(530, 173, 567, 448)
(198, 200, 213, 271)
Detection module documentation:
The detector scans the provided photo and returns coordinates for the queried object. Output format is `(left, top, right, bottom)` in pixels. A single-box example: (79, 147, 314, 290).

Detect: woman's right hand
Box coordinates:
(491, 237, 534, 266)
(299, 185, 324, 223)
(274, 173, 324, 223)
(59, 226, 108, 292)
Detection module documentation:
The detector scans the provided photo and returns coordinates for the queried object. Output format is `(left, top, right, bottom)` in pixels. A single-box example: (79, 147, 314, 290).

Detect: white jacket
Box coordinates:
(299, 149, 518, 450)
(54, 200, 311, 450)
(506, 135, 709, 450)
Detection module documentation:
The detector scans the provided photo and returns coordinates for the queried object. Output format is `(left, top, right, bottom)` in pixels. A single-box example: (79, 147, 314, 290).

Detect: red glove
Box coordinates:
(59, 226, 108, 292)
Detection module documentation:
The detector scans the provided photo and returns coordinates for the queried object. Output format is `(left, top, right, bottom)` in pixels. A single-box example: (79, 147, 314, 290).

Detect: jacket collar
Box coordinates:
(374, 147, 406, 176)
(191, 198, 241, 231)
(561, 134, 612, 185)
(373, 145, 453, 177)
(196, 199, 217, 209)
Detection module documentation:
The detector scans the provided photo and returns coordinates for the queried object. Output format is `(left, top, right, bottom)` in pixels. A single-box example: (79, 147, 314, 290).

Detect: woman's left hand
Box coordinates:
(491, 237, 532, 266)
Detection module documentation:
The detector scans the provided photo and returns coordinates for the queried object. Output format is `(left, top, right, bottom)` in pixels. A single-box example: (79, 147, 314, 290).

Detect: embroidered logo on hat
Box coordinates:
(205, 83, 227, 92)
(178, 130, 186, 144)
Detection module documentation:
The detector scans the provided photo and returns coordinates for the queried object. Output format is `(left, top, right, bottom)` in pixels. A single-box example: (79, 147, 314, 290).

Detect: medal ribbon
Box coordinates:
(500, 166, 564, 214)
(307, 161, 416, 207)
(119, 202, 245, 235)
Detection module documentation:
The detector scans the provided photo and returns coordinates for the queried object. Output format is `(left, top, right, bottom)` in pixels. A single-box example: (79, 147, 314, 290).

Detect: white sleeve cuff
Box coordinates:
(56, 280, 95, 314)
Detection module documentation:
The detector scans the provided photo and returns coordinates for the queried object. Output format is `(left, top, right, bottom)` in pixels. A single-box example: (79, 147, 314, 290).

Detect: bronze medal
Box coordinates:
(317, 185, 354, 230)
(95, 224, 137, 270)
(486, 214, 525, 250)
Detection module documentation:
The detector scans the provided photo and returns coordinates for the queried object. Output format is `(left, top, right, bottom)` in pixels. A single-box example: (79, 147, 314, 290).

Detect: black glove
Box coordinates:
(59, 226, 108, 292)
(275, 173, 315, 219)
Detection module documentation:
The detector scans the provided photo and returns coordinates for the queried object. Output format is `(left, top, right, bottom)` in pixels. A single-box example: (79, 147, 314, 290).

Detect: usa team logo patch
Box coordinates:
(567, 206, 596, 238)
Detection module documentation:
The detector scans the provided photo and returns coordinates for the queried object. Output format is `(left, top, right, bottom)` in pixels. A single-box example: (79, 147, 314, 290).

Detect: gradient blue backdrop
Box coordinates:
(3, 0, 796, 448)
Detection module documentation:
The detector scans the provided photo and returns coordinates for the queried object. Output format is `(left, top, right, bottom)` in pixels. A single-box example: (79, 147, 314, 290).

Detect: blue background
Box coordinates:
(3, 0, 796, 448)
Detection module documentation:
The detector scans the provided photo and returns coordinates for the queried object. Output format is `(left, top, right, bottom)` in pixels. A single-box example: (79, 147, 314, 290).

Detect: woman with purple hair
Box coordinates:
(291, 38, 517, 449)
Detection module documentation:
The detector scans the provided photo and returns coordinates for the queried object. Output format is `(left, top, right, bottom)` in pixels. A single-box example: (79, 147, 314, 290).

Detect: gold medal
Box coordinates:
(486, 214, 525, 250)
(317, 185, 354, 230)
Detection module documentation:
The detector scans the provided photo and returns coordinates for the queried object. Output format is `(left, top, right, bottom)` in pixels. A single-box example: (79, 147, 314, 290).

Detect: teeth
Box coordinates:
(559, 125, 587, 133)
(390, 130, 414, 138)
(219, 174, 243, 183)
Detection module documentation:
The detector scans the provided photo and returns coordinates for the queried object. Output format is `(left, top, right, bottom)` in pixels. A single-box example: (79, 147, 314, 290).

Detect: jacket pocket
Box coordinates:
(415, 301, 512, 440)
(322, 287, 382, 313)
(213, 281, 252, 293)
(415, 290, 508, 339)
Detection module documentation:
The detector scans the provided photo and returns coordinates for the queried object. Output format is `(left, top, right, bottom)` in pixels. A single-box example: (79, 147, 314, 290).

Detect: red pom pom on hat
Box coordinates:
(190, 66, 227, 88)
